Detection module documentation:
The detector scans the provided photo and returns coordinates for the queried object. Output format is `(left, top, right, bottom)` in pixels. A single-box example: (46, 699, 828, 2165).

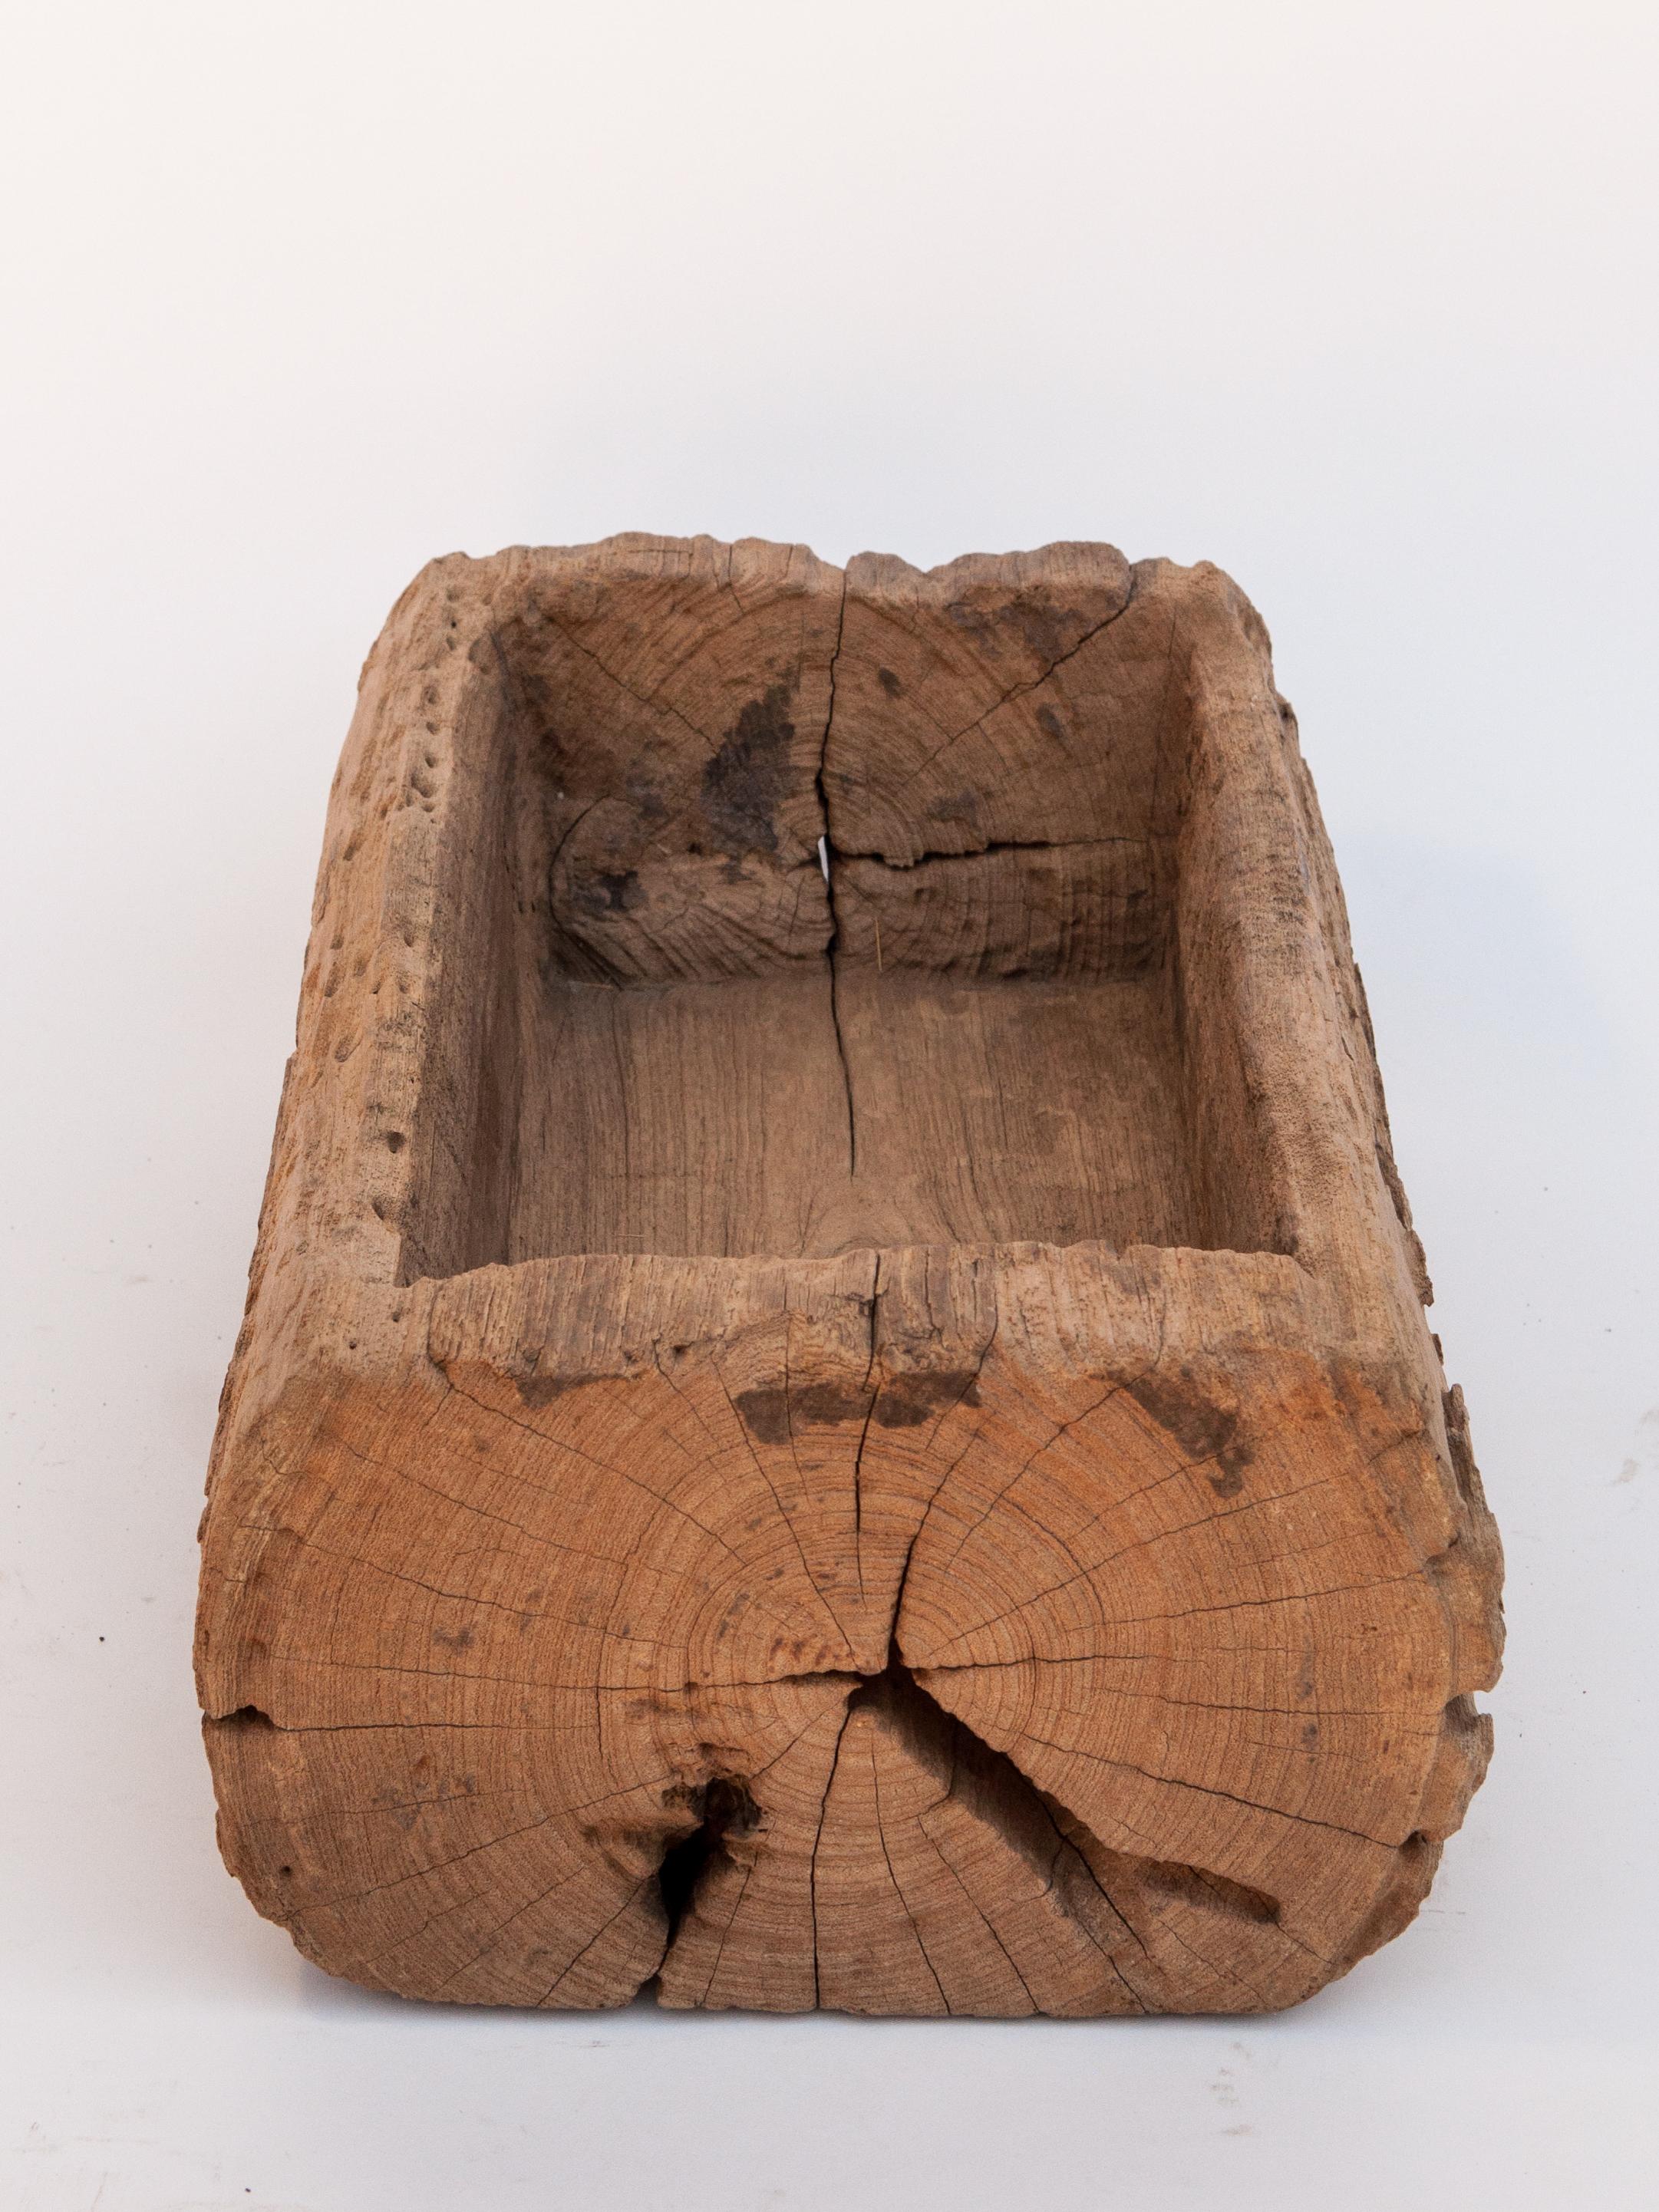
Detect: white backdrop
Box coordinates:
(3, 5, 1655, 2207)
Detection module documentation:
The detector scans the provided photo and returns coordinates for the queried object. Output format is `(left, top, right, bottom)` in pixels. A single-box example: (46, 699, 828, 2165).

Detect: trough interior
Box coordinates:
(397, 579, 1290, 1279)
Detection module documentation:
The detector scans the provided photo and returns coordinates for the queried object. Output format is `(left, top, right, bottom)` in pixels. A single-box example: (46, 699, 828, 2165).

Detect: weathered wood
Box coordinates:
(196, 536, 1502, 2014)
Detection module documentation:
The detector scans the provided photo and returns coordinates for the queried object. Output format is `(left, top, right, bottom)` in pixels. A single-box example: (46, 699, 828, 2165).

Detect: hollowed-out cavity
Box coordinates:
(397, 562, 1293, 1277)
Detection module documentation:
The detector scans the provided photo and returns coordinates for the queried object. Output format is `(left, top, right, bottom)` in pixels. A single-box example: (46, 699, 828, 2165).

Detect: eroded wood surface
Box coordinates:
(196, 537, 1502, 2013)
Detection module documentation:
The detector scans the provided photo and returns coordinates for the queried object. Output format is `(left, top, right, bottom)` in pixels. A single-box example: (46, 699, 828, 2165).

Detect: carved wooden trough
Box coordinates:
(196, 536, 1502, 2013)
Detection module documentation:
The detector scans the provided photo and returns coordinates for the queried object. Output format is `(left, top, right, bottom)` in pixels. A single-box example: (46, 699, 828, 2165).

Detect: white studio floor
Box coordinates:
(5, 6, 1657, 2207)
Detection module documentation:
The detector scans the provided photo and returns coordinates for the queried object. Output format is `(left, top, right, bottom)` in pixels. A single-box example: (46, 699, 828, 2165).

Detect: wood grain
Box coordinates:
(196, 535, 1502, 2013)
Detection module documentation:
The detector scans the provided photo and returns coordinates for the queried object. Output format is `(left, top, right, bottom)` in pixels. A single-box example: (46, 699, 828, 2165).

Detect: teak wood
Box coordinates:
(196, 536, 1503, 2015)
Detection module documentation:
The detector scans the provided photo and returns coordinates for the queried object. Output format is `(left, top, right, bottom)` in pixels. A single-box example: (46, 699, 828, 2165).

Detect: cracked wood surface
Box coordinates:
(196, 536, 1502, 2014)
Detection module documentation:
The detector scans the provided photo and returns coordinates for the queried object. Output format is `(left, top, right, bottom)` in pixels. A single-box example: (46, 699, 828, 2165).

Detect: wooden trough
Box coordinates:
(196, 536, 1502, 2014)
